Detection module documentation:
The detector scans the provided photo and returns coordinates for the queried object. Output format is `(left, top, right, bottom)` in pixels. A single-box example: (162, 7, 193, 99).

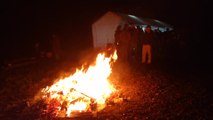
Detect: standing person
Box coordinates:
(141, 25, 153, 64)
(129, 25, 139, 64)
(138, 26, 144, 63)
(119, 24, 131, 62)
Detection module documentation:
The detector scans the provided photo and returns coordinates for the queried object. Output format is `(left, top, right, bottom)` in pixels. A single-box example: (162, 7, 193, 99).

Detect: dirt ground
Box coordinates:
(0, 60, 212, 120)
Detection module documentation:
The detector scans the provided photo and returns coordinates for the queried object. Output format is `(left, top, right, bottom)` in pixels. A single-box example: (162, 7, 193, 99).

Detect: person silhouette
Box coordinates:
(141, 25, 153, 64)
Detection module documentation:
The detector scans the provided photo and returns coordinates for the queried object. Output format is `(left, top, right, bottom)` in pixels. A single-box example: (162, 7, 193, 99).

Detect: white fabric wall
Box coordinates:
(92, 11, 122, 48)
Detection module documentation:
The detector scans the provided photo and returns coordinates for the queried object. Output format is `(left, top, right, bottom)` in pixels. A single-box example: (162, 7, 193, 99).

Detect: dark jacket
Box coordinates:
(142, 32, 154, 45)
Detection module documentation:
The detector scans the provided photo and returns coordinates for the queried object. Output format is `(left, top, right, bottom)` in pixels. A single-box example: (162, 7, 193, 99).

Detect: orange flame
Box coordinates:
(41, 51, 117, 117)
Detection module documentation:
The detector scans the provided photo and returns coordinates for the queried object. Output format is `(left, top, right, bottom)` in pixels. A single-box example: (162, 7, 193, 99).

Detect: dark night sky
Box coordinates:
(1, 0, 212, 63)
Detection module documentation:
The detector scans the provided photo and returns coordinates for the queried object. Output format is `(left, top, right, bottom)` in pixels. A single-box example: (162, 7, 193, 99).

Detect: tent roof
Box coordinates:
(113, 12, 173, 30)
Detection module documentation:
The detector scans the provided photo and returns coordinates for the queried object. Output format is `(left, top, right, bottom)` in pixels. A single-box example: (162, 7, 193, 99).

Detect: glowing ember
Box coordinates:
(40, 51, 117, 117)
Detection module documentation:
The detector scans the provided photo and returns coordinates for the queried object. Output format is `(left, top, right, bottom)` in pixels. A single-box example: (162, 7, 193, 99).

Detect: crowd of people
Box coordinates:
(114, 24, 152, 64)
(114, 24, 183, 65)
(32, 24, 183, 66)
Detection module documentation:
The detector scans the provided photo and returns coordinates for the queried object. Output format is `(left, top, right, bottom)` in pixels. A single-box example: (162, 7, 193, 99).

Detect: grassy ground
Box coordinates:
(0, 59, 212, 120)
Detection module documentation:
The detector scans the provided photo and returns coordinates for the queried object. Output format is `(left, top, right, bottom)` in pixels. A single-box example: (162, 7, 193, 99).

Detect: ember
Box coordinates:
(38, 51, 118, 117)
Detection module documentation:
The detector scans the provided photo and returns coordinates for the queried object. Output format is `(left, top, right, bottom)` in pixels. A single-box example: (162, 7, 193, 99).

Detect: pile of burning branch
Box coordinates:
(29, 50, 125, 118)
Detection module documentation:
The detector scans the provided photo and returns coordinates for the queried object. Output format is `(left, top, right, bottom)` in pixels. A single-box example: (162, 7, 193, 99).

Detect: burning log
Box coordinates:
(72, 88, 98, 111)
(71, 87, 94, 100)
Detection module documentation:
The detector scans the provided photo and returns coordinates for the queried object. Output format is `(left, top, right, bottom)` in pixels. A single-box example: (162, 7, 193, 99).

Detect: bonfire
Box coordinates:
(33, 50, 118, 117)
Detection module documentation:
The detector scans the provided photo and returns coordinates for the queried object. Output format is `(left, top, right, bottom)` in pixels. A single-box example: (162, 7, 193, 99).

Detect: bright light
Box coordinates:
(39, 51, 118, 117)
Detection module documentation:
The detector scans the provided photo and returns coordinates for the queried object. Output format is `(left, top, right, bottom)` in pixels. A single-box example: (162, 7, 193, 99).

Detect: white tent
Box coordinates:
(92, 11, 173, 48)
